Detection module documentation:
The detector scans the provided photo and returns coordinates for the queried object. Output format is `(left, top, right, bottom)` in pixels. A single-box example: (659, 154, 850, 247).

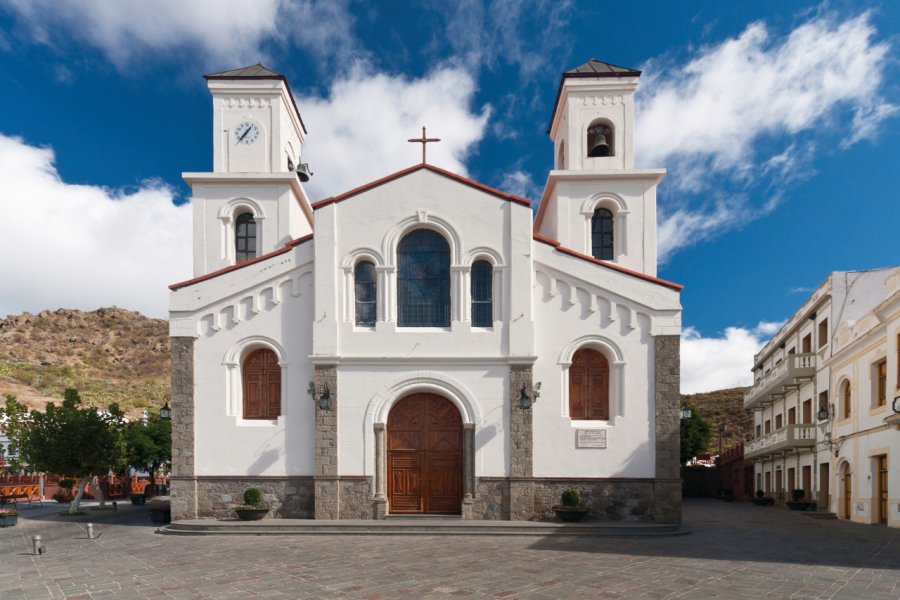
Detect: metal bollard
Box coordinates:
(112, 501, 117, 511)
(86, 523, 95, 539)
(32, 535, 44, 555)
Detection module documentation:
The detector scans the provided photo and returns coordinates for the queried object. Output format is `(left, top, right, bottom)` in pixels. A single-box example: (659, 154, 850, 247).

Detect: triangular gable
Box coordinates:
(311, 163, 532, 210)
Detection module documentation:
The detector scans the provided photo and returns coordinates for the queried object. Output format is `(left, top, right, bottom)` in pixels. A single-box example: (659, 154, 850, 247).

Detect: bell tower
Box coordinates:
(535, 59, 665, 276)
(183, 64, 314, 277)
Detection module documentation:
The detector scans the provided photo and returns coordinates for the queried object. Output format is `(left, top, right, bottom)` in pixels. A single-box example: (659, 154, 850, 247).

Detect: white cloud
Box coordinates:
(681, 321, 784, 394)
(0, 135, 192, 319)
(300, 67, 490, 198)
(498, 170, 540, 202)
(636, 11, 895, 261)
(3, 0, 361, 71)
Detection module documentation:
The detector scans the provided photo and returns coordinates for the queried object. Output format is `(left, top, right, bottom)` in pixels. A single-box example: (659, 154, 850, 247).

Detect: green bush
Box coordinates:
(243, 486, 263, 507)
(561, 487, 580, 507)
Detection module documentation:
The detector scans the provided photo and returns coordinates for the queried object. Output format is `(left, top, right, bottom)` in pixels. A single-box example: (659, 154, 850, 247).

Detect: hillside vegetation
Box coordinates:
(0, 308, 169, 415)
(680, 387, 753, 454)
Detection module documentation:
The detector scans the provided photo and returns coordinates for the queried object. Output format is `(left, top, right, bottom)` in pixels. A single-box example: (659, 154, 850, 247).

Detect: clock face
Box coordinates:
(234, 121, 259, 144)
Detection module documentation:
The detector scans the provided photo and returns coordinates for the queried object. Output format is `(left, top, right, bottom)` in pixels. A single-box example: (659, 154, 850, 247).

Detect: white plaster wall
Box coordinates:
(336, 365, 509, 477)
(170, 244, 316, 476)
(531, 243, 680, 478)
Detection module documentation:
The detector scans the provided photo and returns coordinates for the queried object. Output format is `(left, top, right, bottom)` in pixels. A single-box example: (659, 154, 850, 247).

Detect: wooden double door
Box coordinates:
(387, 393, 463, 514)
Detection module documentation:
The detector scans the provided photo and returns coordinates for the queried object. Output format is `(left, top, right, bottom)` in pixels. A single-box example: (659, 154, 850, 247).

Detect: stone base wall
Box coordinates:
(338, 477, 375, 520)
(174, 477, 315, 519)
(470, 478, 510, 520)
(533, 478, 682, 523)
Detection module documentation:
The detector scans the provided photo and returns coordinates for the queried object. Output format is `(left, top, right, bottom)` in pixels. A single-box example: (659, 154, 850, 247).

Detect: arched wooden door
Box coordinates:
(387, 393, 463, 514)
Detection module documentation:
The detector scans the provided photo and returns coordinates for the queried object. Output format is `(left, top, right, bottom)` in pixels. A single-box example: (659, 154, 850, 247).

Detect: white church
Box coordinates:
(168, 60, 683, 522)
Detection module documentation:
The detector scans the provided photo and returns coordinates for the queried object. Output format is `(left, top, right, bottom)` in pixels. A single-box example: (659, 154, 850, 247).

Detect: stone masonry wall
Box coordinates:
(193, 477, 314, 519)
(654, 336, 681, 481)
(314, 365, 339, 519)
(509, 366, 534, 520)
(338, 478, 375, 520)
(170, 336, 196, 520)
(533, 478, 681, 523)
(470, 478, 510, 520)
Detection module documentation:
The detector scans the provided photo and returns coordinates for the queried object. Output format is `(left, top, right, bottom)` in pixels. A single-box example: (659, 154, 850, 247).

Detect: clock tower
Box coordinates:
(182, 64, 314, 277)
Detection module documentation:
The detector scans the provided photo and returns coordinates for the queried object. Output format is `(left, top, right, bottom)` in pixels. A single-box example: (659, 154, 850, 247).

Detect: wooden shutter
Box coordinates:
(569, 349, 609, 420)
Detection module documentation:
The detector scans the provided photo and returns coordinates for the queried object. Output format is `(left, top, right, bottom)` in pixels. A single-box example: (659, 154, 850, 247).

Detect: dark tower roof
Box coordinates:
(205, 63, 307, 134)
(547, 59, 641, 134)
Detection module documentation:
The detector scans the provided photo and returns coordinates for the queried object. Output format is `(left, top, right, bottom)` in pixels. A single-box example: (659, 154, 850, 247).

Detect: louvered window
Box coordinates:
(242, 349, 280, 419)
(569, 348, 610, 420)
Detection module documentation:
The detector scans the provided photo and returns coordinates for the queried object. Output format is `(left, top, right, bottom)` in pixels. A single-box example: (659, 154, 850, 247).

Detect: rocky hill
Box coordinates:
(0, 308, 169, 415)
(680, 386, 753, 455)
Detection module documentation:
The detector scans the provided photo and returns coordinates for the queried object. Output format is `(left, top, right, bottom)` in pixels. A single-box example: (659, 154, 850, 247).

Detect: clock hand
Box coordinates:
(238, 127, 251, 141)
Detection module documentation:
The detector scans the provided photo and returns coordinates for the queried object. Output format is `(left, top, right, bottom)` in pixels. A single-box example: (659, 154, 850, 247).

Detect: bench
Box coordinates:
(0, 485, 42, 507)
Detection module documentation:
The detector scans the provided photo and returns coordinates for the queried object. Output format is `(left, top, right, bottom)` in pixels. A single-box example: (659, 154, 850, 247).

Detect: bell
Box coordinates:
(295, 162, 312, 182)
(589, 134, 611, 157)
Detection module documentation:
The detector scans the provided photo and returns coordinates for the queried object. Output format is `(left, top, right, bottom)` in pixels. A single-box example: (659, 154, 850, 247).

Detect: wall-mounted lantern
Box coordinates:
(160, 402, 172, 421)
(308, 381, 332, 411)
(680, 406, 692, 420)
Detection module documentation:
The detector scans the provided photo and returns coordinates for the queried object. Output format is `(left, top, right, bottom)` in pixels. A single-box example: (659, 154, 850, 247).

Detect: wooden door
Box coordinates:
(877, 455, 888, 524)
(569, 349, 609, 420)
(819, 463, 830, 511)
(802, 466, 811, 500)
(387, 393, 462, 514)
(843, 473, 852, 519)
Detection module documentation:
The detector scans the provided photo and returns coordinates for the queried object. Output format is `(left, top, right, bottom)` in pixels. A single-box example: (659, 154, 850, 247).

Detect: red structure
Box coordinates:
(716, 443, 754, 501)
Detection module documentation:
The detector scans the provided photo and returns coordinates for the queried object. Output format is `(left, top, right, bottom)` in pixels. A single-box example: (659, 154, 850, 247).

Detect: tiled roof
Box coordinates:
(547, 58, 642, 134)
(204, 63, 307, 135)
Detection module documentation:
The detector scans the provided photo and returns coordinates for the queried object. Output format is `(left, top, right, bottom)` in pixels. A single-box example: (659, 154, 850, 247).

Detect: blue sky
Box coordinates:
(1, 0, 898, 392)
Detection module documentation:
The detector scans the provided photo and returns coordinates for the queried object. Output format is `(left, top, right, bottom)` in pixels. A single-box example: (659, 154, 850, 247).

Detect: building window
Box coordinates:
(775, 414, 783, 430)
(471, 260, 493, 327)
(242, 348, 280, 419)
(235, 213, 257, 262)
(568, 348, 609, 420)
(802, 400, 811, 424)
(397, 230, 450, 327)
(876, 359, 887, 407)
(818, 319, 828, 349)
(818, 391, 829, 419)
(802, 334, 812, 354)
(788, 407, 796, 425)
(755, 424, 761, 437)
(354, 261, 377, 326)
(764, 420, 771, 434)
(591, 208, 614, 260)
(841, 380, 851, 419)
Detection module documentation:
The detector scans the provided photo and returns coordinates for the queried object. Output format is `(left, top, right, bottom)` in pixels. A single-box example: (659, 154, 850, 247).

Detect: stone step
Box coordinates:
(801, 512, 838, 519)
(158, 519, 688, 537)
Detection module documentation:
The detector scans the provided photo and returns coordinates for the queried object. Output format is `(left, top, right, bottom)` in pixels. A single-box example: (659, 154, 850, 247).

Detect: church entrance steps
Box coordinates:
(158, 519, 688, 537)
(801, 512, 838, 520)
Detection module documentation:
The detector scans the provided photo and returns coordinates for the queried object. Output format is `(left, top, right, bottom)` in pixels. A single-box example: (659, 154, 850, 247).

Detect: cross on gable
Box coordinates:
(407, 126, 441, 164)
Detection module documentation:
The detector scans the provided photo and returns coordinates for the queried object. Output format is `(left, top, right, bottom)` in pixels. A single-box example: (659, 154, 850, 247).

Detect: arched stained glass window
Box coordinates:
(397, 230, 450, 327)
(235, 213, 257, 262)
(569, 348, 609, 420)
(471, 260, 493, 327)
(355, 261, 377, 326)
(242, 348, 280, 419)
(591, 208, 614, 261)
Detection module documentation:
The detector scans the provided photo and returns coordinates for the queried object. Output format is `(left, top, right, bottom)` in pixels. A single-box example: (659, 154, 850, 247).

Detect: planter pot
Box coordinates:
(150, 509, 171, 524)
(235, 507, 269, 521)
(0, 514, 17, 527)
(752, 498, 774, 506)
(130, 494, 146, 506)
(786, 501, 814, 511)
(554, 508, 589, 522)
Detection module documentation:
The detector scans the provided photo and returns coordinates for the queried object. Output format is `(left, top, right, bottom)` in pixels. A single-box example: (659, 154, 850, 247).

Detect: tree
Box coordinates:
(123, 411, 171, 496)
(2, 389, 127, 514)
(680, 401, 712, 464)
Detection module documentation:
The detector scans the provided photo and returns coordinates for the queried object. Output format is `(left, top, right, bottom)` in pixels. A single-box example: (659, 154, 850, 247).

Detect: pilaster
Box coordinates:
(314, 365, 339, 519)
(170, 336, 197, 521)
(509, 366, 534, 520)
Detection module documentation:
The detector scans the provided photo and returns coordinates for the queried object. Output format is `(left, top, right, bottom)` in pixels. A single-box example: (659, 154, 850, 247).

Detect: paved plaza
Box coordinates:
(1, 498, 898, 599)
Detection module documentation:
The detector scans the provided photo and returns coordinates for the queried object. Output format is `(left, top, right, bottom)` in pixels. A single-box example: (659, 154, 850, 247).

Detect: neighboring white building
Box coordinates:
(168, 61, 683, 521)
(745, 267, 900, 527)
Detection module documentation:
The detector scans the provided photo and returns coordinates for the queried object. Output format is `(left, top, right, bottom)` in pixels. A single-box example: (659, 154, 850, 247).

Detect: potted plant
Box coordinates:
(234, 486, 269, 521)
(752, 489, 774, 506)
(553, 487, 589, 522)
(786, 488, 814, 511)
(0, 508, 18, 527)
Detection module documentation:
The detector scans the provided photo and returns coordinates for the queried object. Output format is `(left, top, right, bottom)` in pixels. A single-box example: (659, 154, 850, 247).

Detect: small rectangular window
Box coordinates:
(802, 334, 812, 353)
(788, 407, 796, 425)
(802, 399, 812, 424)
(764, 420, 771, 434)
(818, 391, 829, 419)
(876, 359, 887, 407)
(818, 319, 828, 348)
(775, 414, 783, 430)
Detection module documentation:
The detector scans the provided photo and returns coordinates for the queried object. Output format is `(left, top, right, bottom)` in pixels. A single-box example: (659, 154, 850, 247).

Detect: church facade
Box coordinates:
(168, 61, 683, 522)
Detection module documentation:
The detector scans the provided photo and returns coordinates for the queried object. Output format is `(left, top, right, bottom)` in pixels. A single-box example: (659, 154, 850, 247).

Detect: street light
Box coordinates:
(159, 402, 171, 421)
(680, 406, 692, 420)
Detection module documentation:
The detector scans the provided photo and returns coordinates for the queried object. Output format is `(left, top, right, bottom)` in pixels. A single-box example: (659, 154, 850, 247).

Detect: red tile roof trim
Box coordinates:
(532, 233, 683, 291)
(311, 163, 532, 209)
(169, 234, 314, 291)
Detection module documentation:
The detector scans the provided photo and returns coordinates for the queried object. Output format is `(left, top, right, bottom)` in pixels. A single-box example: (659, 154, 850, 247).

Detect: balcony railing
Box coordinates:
(744, 353, 817, 409)
(745, 424, 817, 459)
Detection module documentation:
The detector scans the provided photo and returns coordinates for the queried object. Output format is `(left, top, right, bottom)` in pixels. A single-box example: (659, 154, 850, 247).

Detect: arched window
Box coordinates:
(235, 213, 257, 262)
(841, 380, 851, 419)
(587, 121, 614, 157)
(569, 348, 609, 420)
(242, 348, 280, 419)
(591, 208, 614, 260)
(471, 260, 493, 327)
(355, 261, 377, 326)
(397, 230, 450, 327)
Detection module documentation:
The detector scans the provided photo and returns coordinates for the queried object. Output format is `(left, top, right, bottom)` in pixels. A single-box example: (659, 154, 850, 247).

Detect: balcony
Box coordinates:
(744, 353, 817, 409)
(745, 424, 817, 460)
